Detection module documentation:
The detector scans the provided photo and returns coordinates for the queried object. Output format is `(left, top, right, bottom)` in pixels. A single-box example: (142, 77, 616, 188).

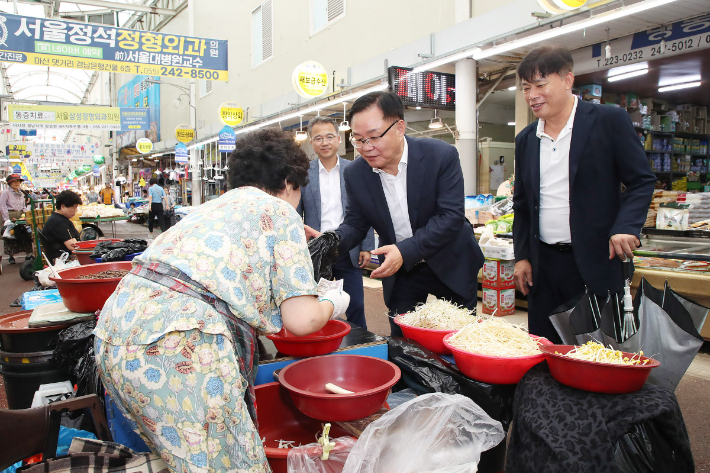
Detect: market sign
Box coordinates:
(117, 75, 160, 148)
(219, 101, 243, 126)
(0, 12, 228, 80)
(292, 61, 329, 98)
(388, 66, 455, 110)
(7, 104, 149, 130)
(175, 142, 189, 164)
(572, 15, 710, 75)
(537, 0, 587, 14)
(92, 165, 100, 177)
(6, 144, 31, 159)
(93, 155, 105, 164)
(175, 124, 194, 143)
(136, 137, 153, 154)
(218, 125, 236, 152)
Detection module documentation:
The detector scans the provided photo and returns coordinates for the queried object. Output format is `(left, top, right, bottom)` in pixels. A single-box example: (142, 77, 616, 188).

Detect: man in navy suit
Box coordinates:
(306, 92, 484, 337)
(512, 46, 655, 343)
(298, 116, 375, 329)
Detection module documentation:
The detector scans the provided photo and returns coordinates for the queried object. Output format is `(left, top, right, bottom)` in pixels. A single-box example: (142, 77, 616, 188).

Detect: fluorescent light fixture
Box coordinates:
(608, 62, 649, 77)
(508, 122, 516, 126)
(508, 86, 517, 91)
(608, 68, 648, 82)
(295, 130, 308, 141)
(415, 106, 422, 110)
(429, 117, 444, 129)
(658, 81, 701, 92)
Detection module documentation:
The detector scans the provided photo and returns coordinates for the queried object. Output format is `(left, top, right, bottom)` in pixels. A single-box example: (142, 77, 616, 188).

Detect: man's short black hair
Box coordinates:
(228, 127, 309, 194)
(149, 177, 158, 185)
(348, 91, 405, 123)
(517, 46, 574, 83)
(55, 190, 82, 210)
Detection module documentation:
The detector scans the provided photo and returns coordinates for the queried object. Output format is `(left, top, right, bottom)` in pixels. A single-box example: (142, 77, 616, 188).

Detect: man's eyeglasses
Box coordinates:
(350, 120, 401, 149)
(311, 134, 339, 144)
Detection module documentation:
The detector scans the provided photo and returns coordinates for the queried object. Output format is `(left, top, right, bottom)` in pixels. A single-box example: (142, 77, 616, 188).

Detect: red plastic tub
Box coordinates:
(278, 355, 400, 422)
(266, 320, 351, 357)
(49, 261, 132, 313)
(540, 345, 660, 394)
(73, 250, 96, 266)
(443, 333, 551, 384)
(72, 238, 122, 250)
(255, 382, 353, 473)
(393, 315, 459, 354)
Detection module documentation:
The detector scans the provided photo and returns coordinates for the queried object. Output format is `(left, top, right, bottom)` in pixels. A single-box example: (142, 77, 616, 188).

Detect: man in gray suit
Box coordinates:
(298, 116, 375, 329)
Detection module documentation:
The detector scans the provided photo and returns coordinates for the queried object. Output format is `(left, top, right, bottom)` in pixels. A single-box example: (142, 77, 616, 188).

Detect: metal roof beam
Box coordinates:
(14, 84, 83, 101)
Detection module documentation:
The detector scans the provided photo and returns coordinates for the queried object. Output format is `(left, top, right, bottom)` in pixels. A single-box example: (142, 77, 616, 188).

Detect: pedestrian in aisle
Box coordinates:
(305, 92, 484, 337)
(512, 46, 655, 343)
(98, 182, 116, 205)
(298, 116, 375, 329)
(86, 186, 99, 204)
(147, 177, 168, 237)
(0, 174, 32, 265)
(162, 186, 175, 229)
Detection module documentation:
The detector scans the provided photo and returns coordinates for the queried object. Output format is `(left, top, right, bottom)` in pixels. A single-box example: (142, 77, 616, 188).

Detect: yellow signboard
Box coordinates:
(219, 102, 244, 127)
(537, 0, 588, 13)
(175, 124, 195, 143)
(8, 104, 122, 130)
(136, 138, 153, 154)
(292, 61, 329, 98)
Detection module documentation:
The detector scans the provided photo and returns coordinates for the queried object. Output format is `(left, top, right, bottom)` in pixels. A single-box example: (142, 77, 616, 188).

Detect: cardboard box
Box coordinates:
(482, 259, 515, 288)
(465, 208, 478, 225)
(478, 211, 496, 224)
(578, 84, 602, 98)
(481, 244, 515, 260)
(482, 287, 516, 316)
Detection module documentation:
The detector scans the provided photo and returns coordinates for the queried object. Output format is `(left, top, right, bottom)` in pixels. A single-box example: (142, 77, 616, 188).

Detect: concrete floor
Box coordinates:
(1, 219, 709, 471)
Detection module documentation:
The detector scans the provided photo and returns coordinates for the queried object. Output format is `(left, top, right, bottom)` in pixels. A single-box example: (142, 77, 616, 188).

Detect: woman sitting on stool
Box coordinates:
(42, 190, 81, 264)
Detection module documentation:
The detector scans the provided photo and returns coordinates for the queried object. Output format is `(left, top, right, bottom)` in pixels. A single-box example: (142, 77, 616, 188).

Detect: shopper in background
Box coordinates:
(298, 116, 375, 329)
(98, 182, 115, 205)
(94, 127, 348, 473)
(41, 190, 81, 264)
(512, 46, 655, 343)
(86, 187, 99, 204)
(1, 174, 32, 265)
(162, 186, 175, 229)
(147, 177, 168, 236)
(305, 92, 484, 337)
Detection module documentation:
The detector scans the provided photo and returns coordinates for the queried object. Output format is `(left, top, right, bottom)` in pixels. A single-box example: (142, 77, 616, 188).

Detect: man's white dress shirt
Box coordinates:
(373, 139, 414, 243)
(318, 158, 343, 232)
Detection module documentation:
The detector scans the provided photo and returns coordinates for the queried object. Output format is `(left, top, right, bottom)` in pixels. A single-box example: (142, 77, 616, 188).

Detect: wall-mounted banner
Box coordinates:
(7, 144, 31, 159)
(218, 125, 236, 152)
(572, 15, 710, 74)
(30, 142, 98, 165)
(175, 142, 189, 164)
(93, 165, 100, 177)
(117, 75, 160, 148)
(292, 61, 329, 98)
(136, 137, 153, 153)
(8, 104, 149, 130)
(0, 12, 228, 80)
(219, 101, 243, 126)
(388, 66, 455, 110)
(175, 124, 195, 143)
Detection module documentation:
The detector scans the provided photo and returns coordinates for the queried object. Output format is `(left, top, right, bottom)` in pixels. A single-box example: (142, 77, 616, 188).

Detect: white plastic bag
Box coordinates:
(341, 393, 505, 473)
(287, 436, 357, 473)
(3, 223, 16, 239)
(36, 253, 80, 287)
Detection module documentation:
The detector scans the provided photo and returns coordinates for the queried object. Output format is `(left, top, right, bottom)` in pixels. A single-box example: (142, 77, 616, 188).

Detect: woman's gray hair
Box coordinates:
(307, 116, 339, 137)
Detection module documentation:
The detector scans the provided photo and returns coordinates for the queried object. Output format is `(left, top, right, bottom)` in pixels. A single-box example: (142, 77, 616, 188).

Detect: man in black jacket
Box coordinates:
(512, 46, 655, 343)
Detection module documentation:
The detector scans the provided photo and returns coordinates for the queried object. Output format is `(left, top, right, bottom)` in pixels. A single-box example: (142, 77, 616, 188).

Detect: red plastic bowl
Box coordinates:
(443, 333, 551, 384)
(278, 355, 401, 422)
(393, 315, 461, 354)
(540, 345, 660, 394)
(72, 250, 96, 266)
(49, 261, 132, 313)
(266, 320, 351, 357)
(72, 238, 122, 250)
(255, 382, 353, 473)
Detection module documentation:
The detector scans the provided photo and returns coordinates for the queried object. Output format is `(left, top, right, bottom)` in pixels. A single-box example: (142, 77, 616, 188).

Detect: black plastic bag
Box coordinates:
(614, 422, 684, 473)
(387, 338, 516, 430)
(308, 231, 339, 281)
(90, 238, 147, 262)
(53, 321, 103, 400)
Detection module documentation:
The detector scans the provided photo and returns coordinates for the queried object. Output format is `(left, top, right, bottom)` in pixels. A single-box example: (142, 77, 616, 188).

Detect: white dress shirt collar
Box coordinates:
(318, 156, 340, 174)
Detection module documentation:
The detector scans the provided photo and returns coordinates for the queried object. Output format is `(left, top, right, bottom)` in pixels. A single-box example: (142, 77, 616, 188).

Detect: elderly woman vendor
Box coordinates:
(94, 128, 350, 472)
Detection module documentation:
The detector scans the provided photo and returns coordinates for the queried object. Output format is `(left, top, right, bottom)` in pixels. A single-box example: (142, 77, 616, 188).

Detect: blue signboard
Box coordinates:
(0, 12, 228, 80)
(218, 125, 236, 152)
(116, 75, 160, 147)
(175, 142, 188, 164)
(19, 129, 37, 136)
(92, 165, 100, 177)
(119, 108, 150, 130)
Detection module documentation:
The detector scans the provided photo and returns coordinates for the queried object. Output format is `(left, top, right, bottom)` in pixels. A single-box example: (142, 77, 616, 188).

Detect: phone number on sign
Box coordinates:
(137, 65, 221, 79)
(596, 34, 710, 67)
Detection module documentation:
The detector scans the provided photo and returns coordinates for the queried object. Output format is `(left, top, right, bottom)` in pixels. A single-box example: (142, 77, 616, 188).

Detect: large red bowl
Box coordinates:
(540, 345, 660, 394)
(49, 261, 132, 313)
(278, 355, 400, 422)
(443, 333, 551, 384)
(266, 320, 351, 357)
(393, 315, 462, 354)
(255, 382, 353, 473)
(72, 250, 96, 266)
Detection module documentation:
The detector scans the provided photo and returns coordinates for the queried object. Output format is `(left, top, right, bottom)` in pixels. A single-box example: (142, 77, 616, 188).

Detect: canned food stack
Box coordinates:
(481, 258, 516, 316)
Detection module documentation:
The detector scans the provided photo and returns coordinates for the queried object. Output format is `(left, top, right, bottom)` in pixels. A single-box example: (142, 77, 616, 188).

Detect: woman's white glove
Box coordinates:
(3, 220, 11, 227)
(319, 289, 350, 320)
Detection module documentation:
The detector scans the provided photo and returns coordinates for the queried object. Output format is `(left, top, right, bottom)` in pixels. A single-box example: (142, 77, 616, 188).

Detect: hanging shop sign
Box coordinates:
(0, 12, 228, 80)
(572, 15, 710, 74)
(7, 104, 149, 130)
(136, 137, 153, 153)
(388, 66, 456, 110)
(218, 125, 236, 152)
(219, 101, 243, 126)
(175, 124, 195, 143)
(292, 61, 329, 98)
(93, 165, 100, 177)
(175, 143, 189, 164)
(138, 177, 146, 187)
(537, 0, 587, 14)
(93, 155, 105, 164)
(117, 75, 160, 148)
(6, 144, 31, 159)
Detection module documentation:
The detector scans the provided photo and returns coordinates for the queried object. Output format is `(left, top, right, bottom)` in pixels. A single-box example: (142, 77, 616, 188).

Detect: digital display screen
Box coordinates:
(388, 66, 456, 110)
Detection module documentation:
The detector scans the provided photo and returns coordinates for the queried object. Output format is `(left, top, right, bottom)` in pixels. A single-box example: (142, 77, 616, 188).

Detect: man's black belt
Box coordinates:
(541, 241, 573, 252)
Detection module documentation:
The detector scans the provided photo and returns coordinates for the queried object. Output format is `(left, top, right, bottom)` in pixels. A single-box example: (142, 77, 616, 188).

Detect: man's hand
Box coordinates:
(358, 251, 371, 268)
(304, 225, 322, 241)
(609, 234, 640, 261)
(370, 245, 403, 279)
(514, 259, 533, 296)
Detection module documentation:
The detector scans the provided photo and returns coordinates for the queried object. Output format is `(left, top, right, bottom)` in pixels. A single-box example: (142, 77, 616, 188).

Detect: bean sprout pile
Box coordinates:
(446, 318, 542, 357)
(559, 341, 652, 366)
(397, 299, 478, 330)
